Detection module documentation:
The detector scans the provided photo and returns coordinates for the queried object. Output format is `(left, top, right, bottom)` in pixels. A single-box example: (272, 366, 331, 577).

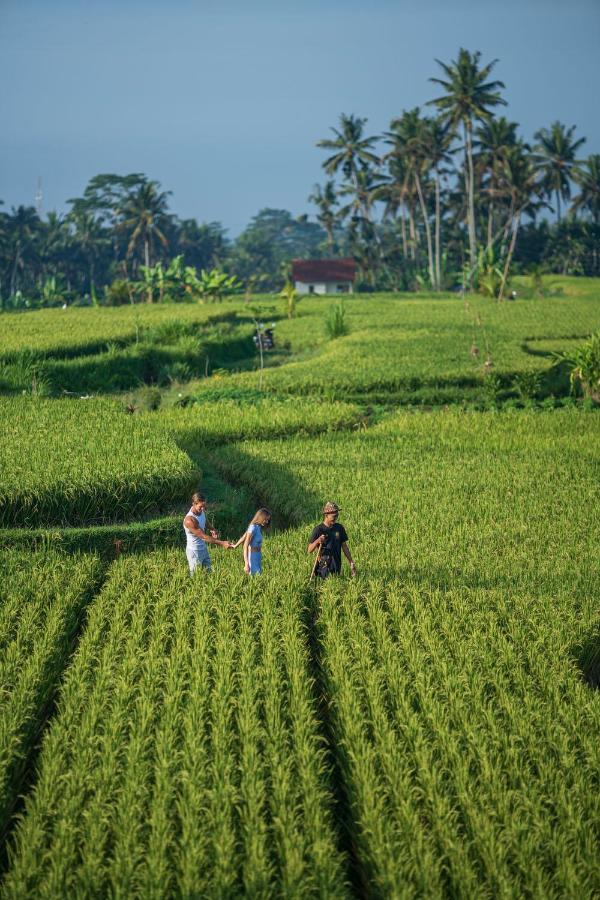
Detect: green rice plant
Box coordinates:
(512, 368, 542, 400)
(0, 549, 102, 837)
(149, 397, 362, 453)
(324, 300, 349, 340)
(0, 397, 199, 526)
(207, 408, 600, 895)
(2, 553, 348, 897)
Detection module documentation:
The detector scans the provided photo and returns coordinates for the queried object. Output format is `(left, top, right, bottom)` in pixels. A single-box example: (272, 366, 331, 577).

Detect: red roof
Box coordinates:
(291, 258, 356, 283)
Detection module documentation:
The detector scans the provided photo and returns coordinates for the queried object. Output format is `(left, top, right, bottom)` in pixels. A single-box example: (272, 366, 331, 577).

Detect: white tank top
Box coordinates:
(183, 507, 206, 552)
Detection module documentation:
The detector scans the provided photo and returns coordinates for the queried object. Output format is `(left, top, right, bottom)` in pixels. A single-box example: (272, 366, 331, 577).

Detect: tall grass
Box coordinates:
(2, 552, 348, 897)
(0, 398, 199, 526)
(0, 550, 101, 837)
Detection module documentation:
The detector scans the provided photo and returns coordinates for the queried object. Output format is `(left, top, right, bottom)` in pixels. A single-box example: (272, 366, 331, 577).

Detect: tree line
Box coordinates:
(1, 48, 599, 307)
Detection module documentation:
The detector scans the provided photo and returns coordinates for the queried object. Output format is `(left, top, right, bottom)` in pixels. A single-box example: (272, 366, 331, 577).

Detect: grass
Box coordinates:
(0, 397, 199, 526)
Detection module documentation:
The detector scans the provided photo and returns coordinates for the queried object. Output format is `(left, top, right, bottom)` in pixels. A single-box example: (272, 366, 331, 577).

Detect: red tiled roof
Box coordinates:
(291, 258, 356, 283)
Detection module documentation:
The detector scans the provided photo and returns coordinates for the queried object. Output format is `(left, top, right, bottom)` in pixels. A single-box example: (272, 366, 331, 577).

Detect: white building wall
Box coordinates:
(295, 281, 353, 295)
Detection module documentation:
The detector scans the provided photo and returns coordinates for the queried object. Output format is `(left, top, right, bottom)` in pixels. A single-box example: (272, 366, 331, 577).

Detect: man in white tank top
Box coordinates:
(183, 492, 232, 574)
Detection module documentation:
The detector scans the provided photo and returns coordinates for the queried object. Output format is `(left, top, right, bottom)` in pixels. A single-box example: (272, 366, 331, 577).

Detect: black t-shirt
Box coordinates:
(309, 522, 349, 574)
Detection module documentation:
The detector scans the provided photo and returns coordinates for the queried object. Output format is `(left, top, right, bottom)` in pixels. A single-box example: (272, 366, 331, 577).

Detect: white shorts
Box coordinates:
(187, 546, 212, 574)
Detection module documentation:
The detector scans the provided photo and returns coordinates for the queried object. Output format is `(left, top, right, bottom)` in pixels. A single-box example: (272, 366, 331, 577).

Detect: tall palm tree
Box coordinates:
(337, 166, 382, 225)
(426, 117, 453, 290)
(118, 182, 171, 297)
(428, 48, 506, 278)
(384, 109, 439, 288)
(317, 114, 380, 194)
(371, 154, 413, 259)
(308, 181, 339, 250)
(474, 116, 519, 247)
(495, 144, 547, 300)
(571, 155, 600, 224)
(533, 122, 586, 222)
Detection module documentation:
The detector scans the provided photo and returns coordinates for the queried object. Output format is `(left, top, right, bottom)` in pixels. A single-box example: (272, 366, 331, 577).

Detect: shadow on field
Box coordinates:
(572, 627, 600, 689)
(299, 583, 368, 898)
(0, 562, 109, 876)
(203, 444, 324, 531)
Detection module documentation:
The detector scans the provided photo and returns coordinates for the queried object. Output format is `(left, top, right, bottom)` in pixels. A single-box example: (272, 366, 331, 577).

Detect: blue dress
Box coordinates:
(247, 523, 263, 575)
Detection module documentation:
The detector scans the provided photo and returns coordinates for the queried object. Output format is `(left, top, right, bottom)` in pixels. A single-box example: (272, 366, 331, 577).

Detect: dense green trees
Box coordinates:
(0, 48, 598, 306)
(312, 49, 598, 293)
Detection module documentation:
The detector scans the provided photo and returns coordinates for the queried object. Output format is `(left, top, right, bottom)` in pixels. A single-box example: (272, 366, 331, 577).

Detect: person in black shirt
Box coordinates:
(308, 501, 356, 578)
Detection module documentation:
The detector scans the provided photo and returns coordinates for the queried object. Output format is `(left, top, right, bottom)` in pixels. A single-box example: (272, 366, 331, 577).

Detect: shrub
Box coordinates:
(324, 300, 349, 339)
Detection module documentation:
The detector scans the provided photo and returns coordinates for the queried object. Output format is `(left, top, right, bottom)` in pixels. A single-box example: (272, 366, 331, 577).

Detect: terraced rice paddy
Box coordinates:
(0, 280, 599, 897)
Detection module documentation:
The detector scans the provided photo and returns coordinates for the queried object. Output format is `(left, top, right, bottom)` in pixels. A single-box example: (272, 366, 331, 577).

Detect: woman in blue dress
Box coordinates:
(233, 507, 271, 575)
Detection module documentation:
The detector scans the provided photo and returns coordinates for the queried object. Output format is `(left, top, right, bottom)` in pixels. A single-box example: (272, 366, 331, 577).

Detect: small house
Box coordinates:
(292, 258, 356, 295)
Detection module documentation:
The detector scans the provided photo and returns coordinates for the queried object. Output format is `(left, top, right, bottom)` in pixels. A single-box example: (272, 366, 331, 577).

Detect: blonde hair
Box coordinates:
(250, 507, 272, 526)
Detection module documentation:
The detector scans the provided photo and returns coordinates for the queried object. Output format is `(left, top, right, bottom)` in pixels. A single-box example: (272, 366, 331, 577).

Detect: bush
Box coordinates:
(324, 301, 349, 339)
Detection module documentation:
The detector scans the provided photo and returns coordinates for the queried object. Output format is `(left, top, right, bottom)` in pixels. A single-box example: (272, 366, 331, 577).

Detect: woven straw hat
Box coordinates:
(322, 501, 340, 514)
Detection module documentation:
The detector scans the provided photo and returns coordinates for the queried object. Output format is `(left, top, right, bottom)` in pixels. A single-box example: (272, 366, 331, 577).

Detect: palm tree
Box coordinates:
(384, 109, 441, 289)
(571, 154, 600, 224)
(68, 209, 108, 295)
(371, 155, 414, 261)
(426, 117, 453, 290)
(317, 114, 380, 194)
(428, 48, 507, 278)
(118, 182, 171, 297)
(4, 206, 40, 297)
(495, 144, 547, 300)
(474, 116, 519, 247)
(308, 181, 339, 250)
(533, 122, 586, 222)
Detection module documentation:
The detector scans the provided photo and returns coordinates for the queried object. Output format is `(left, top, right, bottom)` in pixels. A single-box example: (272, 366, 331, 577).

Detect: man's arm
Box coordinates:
(342, 542, 356, 575)
(308, 533, 326, 554)
(184, 515, 230, 548)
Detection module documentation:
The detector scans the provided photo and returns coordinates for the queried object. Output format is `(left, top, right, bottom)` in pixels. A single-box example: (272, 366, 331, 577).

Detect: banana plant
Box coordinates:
(197, 268, 241, 303)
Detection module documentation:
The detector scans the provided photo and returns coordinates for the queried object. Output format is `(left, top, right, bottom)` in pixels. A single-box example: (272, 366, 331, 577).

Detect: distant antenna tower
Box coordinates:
(35, 177, 43, 216)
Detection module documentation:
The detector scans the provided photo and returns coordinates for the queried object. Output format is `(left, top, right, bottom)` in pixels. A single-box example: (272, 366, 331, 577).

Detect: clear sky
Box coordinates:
(1, 0, 599, 235)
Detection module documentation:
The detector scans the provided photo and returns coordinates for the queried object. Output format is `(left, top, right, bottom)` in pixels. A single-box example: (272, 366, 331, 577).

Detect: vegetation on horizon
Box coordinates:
(1, 49, 599, 309)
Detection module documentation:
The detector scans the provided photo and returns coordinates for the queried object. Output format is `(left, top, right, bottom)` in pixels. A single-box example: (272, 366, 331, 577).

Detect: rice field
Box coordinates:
(0, 397, 199, 526)
(0, 282, 599, 897)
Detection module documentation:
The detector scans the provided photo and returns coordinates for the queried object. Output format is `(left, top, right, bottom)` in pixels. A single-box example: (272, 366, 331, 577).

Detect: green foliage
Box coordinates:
(150, 397, 362, 451)
(554, 332, 600, 403)
(104, 279, 134, 306)
(513, 368, 542, 400)
(197, 269, 241, 303)
(0, 550, 102, 834)
(528, 264, 546, 299)
(279, 282, 298, 319)
(476, 245, 503, 298)
(324, 300, 349, 339)
(0, 398, 199, 526)
(2, 553, 348, 897)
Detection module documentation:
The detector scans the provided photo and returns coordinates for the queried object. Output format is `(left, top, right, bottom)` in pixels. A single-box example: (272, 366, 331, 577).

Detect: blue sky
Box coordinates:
(1, 0, 599, 234)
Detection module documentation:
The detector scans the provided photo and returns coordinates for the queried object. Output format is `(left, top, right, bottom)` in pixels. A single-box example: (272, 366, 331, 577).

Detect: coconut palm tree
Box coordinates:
(308, 181, 339, 250)
(474, 116, 519, 247)
(118, 182, 171, 297)
(317, 114, 380, 194)
(571, 154, 600, 224)
(533, 122, 586, 222)
(384, 109, 441, 288)
(495, 144, 548, 300)
(425, 117, 453, 290)
(428, 48, 507, 278)
(370, 154, 413, 259)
